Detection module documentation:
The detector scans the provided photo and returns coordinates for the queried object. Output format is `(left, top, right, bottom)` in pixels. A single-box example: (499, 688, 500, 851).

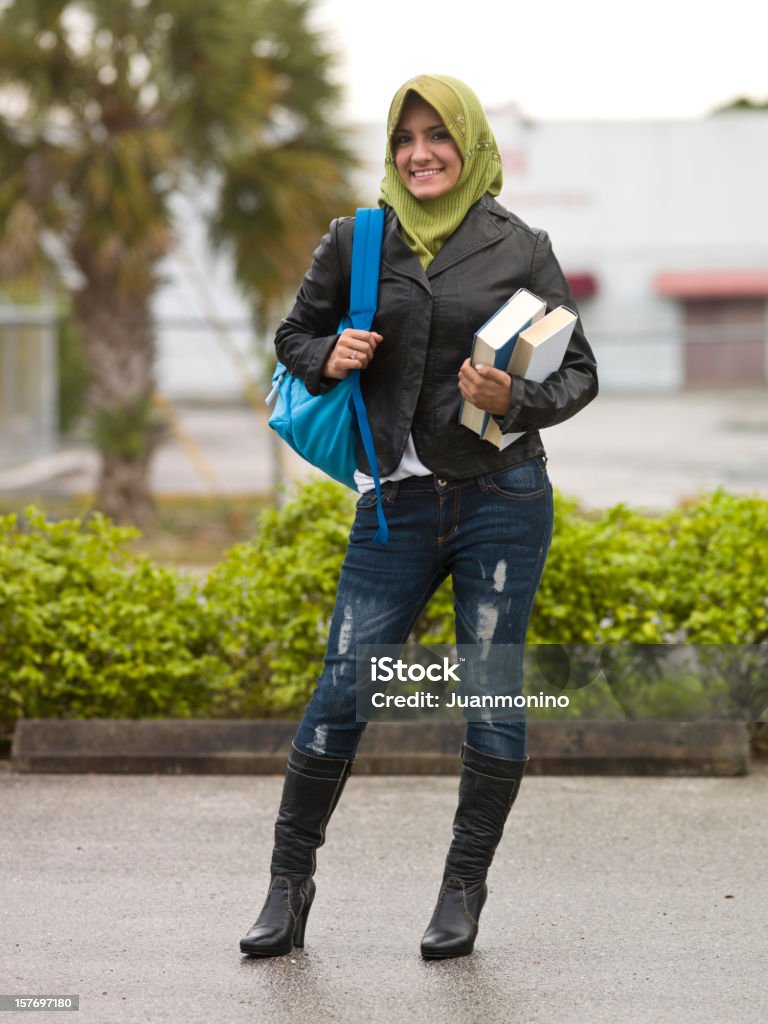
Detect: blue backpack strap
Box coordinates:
(347, 208, 387, 546)
(349, 207, 384, 331)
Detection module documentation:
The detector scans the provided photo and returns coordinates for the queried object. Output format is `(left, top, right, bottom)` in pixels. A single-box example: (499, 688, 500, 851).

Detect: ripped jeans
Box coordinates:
(293, 457, 554, 762)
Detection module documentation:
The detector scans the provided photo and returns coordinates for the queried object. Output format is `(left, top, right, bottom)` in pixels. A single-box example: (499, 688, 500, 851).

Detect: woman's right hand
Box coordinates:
(322, 328, 383, 379)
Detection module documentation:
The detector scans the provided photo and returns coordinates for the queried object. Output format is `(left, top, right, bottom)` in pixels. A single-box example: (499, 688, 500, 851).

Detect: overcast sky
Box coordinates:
(312, 0, 768, 123)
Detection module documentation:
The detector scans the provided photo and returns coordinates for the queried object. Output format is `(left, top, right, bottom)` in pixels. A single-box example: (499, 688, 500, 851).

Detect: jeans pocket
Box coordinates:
(485, 458, 545, 500)
(356, 491, 378, 510)
(355, 482, 397, 510)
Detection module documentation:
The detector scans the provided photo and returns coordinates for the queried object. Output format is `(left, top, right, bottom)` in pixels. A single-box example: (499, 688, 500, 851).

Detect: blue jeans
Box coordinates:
(293, 457, 554, 762)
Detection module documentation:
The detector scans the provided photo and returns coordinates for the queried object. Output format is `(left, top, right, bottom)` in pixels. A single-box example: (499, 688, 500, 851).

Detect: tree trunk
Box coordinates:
(73, 277, 160, 529)
(97, 450, 158, 532)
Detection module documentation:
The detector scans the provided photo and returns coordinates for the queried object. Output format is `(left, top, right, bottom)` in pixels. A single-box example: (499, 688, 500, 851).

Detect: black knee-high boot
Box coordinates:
(239, 744, 353, 956)
(420, 743, 528, 960)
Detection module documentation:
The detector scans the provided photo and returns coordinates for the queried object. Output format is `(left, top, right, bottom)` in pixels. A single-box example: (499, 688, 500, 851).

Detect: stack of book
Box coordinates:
(458, 288, 577, 450)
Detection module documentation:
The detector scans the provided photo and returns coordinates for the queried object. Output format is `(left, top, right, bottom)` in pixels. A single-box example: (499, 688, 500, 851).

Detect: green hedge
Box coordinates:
(0, 484, 766, 731)
(0, 509, 219, 726)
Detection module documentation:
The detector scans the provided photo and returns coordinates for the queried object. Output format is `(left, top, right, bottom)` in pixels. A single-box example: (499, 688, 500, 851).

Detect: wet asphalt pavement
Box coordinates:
(2, 764, 767, 1024)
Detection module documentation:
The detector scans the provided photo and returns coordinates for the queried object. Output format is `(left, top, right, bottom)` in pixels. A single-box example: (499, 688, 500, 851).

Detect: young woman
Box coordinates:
(240, 74, 598, 960)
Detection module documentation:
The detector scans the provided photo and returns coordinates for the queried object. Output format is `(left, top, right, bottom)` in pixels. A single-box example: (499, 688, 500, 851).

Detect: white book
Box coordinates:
(458, 288, 546, 435)
(482, 306, 577, 450)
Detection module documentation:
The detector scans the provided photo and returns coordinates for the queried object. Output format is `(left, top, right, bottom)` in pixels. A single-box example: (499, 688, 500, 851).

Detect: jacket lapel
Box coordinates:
(426, 197, 505, 279)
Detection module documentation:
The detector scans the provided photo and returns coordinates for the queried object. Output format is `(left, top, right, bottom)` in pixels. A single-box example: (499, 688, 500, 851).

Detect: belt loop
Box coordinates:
(476, 473, 490, 493)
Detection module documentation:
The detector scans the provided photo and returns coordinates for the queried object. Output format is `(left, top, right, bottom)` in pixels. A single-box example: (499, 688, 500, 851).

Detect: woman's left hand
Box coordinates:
(457, 359, 512, 416)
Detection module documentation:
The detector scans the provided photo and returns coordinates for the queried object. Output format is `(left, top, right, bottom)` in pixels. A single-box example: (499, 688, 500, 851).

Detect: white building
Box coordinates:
(0, 306, 58, 470)
(154, 110, 768, 399)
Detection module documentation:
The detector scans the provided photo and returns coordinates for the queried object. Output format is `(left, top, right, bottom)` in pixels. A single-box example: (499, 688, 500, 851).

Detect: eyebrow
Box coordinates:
(395, 123, 446, 134)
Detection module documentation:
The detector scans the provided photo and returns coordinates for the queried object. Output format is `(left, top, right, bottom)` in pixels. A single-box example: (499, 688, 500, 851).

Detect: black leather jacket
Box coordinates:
(274, 194, 598, 479)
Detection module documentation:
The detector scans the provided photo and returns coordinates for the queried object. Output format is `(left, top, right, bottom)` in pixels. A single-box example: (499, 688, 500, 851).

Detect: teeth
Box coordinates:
(413, 169, 441, 178)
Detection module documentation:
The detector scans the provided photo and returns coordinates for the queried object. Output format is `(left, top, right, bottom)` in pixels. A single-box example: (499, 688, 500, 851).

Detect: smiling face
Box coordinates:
(392, 95, 463, 200)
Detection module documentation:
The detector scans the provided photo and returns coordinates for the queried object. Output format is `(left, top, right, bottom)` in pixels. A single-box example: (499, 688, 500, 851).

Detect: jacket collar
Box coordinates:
(427, 194, 506, 278)
(381, 194, 507, 291)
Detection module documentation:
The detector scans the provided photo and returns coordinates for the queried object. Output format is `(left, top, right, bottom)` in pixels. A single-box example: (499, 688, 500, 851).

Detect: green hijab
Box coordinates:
(378, 74, 503, 269)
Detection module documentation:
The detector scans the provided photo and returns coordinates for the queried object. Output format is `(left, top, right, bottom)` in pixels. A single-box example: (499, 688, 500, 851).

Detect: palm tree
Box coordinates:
(0, 0, 355, 526)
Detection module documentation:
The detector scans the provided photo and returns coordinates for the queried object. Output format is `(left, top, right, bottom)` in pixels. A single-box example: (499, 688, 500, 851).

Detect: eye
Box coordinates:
(432, 130, 451, 142)
(393, 133, 412, 148)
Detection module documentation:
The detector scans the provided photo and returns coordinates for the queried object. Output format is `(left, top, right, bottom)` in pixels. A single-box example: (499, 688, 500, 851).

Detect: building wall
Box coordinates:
(489, 113, 768, 392)
(153, 112, 768, 399)
(0, 307, 58, 470)
(153, 191, 260, 402)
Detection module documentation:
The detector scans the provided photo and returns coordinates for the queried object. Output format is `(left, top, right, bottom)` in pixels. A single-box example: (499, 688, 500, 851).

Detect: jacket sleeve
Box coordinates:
(497, 229, 598, 433)
(273, 218, 349, 396)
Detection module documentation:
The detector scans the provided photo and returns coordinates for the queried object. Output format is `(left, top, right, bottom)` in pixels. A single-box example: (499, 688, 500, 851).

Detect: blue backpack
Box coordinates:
(266, 208, 388, 546)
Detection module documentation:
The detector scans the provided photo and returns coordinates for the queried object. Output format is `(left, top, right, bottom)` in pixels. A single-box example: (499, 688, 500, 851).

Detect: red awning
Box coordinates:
(655, 270, 768, 299)
(565, 272, 598, 298)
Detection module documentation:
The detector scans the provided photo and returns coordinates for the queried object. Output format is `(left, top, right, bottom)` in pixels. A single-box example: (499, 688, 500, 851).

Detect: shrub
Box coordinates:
(203, 483, 768, 715)
(531, 489, 768, 645)
(202, 482, 355, 716)
(1, 485, 766, 728)
(0, 508, 217, 731)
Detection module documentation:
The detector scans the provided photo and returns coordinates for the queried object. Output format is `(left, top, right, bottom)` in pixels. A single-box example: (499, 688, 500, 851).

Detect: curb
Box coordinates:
(10, 719, 751, 776)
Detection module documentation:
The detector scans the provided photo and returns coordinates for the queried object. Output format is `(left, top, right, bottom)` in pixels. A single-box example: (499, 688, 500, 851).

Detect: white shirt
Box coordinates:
(354, 432, 432, 493)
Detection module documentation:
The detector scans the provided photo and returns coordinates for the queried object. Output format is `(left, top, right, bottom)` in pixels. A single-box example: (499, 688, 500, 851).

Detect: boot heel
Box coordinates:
(293, 899, 312, 947)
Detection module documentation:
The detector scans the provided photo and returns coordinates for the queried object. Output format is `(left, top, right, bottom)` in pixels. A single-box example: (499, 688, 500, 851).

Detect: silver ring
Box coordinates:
(350, 351, 358, 360)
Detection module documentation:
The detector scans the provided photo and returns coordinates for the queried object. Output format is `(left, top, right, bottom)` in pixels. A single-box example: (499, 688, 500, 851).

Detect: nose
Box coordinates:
(412, 134, 431, 162)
